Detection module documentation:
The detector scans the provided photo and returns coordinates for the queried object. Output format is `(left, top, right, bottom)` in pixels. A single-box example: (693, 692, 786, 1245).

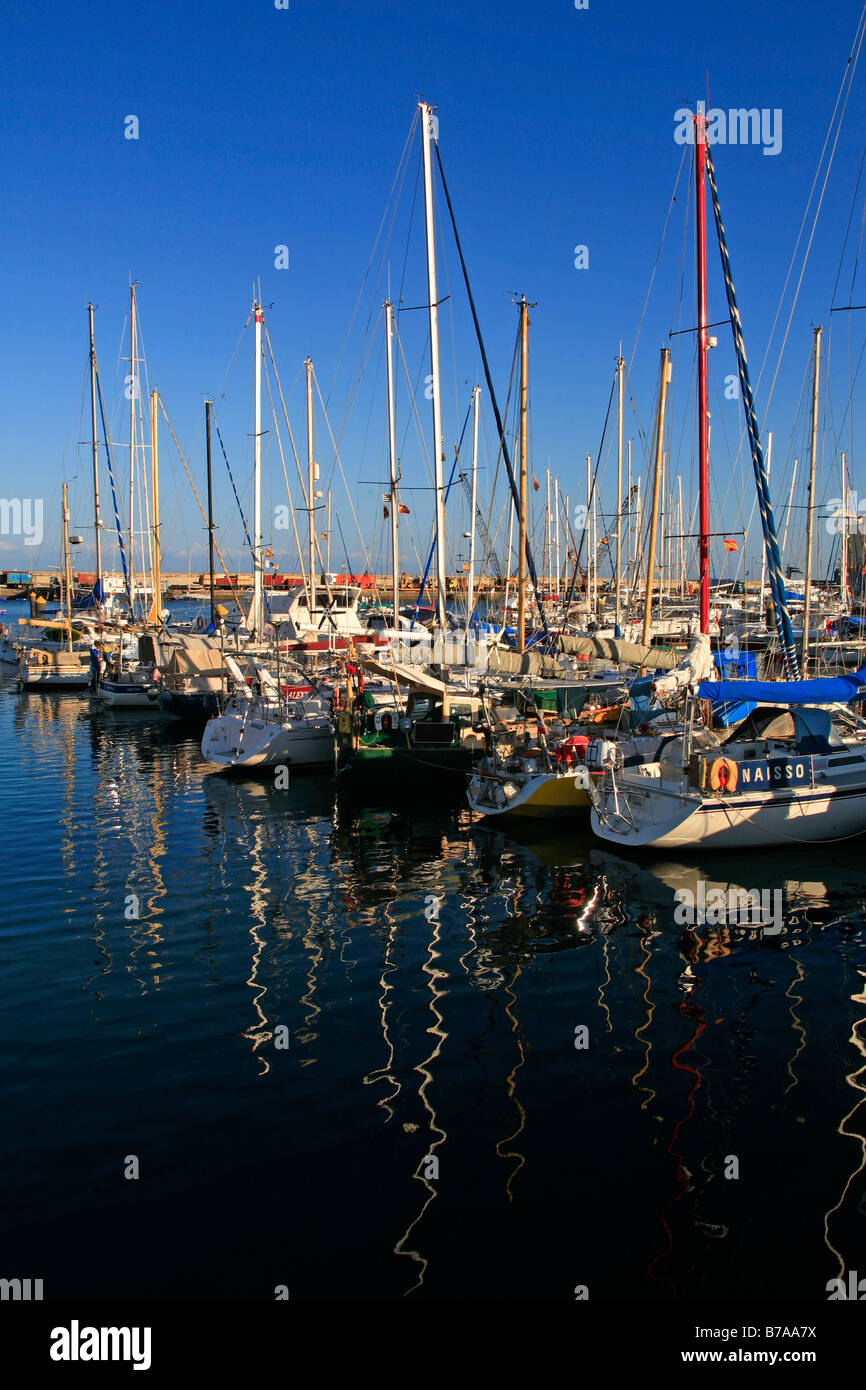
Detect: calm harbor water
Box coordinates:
(2, 657, 866, 1301)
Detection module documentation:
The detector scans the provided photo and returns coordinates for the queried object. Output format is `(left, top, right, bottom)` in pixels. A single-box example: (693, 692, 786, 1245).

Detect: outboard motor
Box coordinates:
(585, 738, 619, 774)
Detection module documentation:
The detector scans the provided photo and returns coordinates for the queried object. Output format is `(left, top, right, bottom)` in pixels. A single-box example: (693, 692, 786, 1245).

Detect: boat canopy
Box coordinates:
(486, 636, 682, 678)
(360, 657, 447, 694)
(166, 647, 225, 677)
(556, 635, 681, 670)
(698, 666, 866, 705)
(721, 704, 844, 754)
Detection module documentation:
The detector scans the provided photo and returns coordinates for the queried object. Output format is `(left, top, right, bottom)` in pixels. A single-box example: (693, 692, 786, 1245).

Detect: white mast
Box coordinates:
(251, 301, 264, 638)
(802, 326, 822, 674)
(678, 474, 685, 600)
(781, 458, 799, 569)
(841, 450, 849, 611)
(586, 453, 592, 612)
(419, 101, 448, 630)
(87, 304, 103, 609)
(627, 440, 632, 577)
(554, 477, 561, 601)
(759, 431, 773, 614)
(62, 481, 73, 654)
(129, 282, 137, 615)
(468, 384, 480, 623)
(385, 300, 399, 622)
(149, 389, 162, 627)
(615, 352, 624, 634)
(545, 467, 552, 595)
(305, 357, 317, 617)
(503, 491, 515, 628)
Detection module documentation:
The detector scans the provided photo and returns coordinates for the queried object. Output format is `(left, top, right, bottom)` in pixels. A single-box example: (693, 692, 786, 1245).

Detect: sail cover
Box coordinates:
(697, 665, 866, 705)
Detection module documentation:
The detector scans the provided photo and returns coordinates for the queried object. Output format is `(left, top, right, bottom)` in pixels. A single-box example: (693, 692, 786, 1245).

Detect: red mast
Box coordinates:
(695, 107, 710, 635)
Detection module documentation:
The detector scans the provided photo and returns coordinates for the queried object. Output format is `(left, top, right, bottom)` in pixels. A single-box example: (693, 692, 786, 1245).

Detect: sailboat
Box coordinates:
(200, 305, 338, 771)
(201, 655, 335, 770)
(589, 108, 866, 850)
(17, 483, 93, 690)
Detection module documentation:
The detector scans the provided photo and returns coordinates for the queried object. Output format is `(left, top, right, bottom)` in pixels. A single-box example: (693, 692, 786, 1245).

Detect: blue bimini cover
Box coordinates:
(698, 665, 866, 706)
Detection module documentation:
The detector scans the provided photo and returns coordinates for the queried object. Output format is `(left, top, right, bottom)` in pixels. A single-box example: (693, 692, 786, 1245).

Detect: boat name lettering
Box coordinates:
(737, 757, 812, 788)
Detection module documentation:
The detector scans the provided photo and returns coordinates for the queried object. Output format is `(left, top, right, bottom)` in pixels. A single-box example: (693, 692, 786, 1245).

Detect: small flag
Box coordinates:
(398, 503, 410, 514)
(462, 563, 470, 571)
(532, 474, 540, 492)
(383, 505, 389, 519)
(265, 548, 274, 558)
(723, 538, 739, 552)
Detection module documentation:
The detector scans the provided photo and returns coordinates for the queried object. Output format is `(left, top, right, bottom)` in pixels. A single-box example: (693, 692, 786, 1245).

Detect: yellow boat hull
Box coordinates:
(468, 769, 593, 819)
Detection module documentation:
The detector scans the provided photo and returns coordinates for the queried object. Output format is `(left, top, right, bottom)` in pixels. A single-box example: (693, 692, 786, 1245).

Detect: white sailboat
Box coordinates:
(201, 656, 334, 770)
(200, 311, 336, 771)
(590, 686, 866, 849)
(17, 483, 92, 690)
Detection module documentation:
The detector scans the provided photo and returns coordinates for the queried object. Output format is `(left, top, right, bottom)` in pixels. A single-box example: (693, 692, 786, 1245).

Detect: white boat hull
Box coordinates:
(18, 668, 92, 690)
(95, 680, 161, 708)
(202, 710, 335, 769)
(591, 777, 866, 849)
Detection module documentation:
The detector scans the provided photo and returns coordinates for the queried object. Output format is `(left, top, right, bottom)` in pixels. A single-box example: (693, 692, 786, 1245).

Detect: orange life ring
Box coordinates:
(708, 756, 738, 793)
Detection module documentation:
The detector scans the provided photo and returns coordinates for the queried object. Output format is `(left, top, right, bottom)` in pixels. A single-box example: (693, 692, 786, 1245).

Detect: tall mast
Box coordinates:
(87, 304, 103, 607)
(592, 472, 598, 614)
(678, 474, 685, 599)
(503, 493, 515, 629)
(468, 384, 480, 624)
(642, 348, 672, 649)
(205, 399, 216, 625)
(419, 101, 448, 629)
(62, 482, 73, 654)
(759, 431, 773, 613)
(781, 458, 799, 568)
(129, 282, 137, 617)
(627, 441, 633, 579)
(841, 450, 849, 611)
(517, 295, 529, 653)
(695, 109, 711, 635)
(554, 476, 561, 601)
(632, 449, 638, 569)
(615, 351, 624, 635)
(252, 302, 264, 638)
(585, 454, 592, 613)
(305, 357, 317, 615)
(802, 324, 822, 674)
(149, 389, 162, 627)
(385, 300, 399, 621)
(545, 467, 552, 595)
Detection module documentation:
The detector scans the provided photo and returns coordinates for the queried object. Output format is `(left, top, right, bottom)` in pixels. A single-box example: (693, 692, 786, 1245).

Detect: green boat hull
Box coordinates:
(338, 734, 475, 781)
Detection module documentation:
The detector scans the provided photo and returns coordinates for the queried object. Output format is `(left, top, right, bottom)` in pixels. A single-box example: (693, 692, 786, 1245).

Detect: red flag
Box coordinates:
(723, 538, 738, 552)
(398, 503, 410, 514)
(532, 474, 540, 492)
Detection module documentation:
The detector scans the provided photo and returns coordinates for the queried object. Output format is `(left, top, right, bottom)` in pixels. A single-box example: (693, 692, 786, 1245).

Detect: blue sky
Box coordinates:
(2, 0, 865, 585)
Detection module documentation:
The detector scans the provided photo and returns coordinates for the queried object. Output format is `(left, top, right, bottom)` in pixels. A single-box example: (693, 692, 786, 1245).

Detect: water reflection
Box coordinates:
(4, 673, 866, 1299)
